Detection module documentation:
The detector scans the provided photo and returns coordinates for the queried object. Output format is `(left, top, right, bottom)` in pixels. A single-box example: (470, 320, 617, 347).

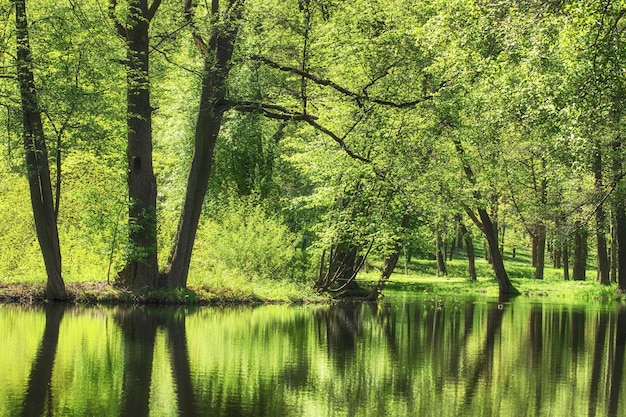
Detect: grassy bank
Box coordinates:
(359, 248, 623, 303)
(1, 246, 622, 305)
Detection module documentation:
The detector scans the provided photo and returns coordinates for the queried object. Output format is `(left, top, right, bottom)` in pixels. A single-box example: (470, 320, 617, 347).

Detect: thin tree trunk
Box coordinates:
(553, 218, 561, 268)
(460, 221, 476, 280)
(14, 0, 66, 300)
(573, 222, 587, 281)
(448, 236, 456, 261)
(616, 202, 626, 292)
(611, 222, 618, 283)
(452, 137, 517, 296)
(367, 213, 411, 300)
(613, 138, 626, 292)
(563, 239, 570, 281)
(534, 223, 546, 279)
(166, 0, 244, 288)
(593, 142, 610, 285)
(436, 232, 447, 276)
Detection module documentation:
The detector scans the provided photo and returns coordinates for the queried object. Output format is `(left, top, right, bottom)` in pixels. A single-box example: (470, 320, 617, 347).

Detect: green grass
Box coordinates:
(359, 246, 624, 303)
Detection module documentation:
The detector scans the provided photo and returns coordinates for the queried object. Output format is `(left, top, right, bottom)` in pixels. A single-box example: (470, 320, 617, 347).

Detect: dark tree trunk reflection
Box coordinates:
(165, 312, 197, 417)
(609, 305, 626, 417)
(116, 308, 158, 417)
(21, 304, 65, 417)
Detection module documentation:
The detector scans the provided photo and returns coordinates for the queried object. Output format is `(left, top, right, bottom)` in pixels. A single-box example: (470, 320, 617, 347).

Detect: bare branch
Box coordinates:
(251, 55, 442, 109)
(150, 45, 203, 76)
(226, 99, 371, 163)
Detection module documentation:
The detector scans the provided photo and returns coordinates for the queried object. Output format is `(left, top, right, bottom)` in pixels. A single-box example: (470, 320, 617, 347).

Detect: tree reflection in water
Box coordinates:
(6, 298, 626, 416)
(21, 303, 65, 417)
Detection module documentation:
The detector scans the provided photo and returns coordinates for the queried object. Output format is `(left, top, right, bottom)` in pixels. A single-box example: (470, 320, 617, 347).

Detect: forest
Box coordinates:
(1, 0, 626, 301)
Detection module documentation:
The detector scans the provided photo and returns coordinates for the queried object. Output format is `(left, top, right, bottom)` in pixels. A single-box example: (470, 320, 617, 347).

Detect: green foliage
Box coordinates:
(189, 197, 312, 286)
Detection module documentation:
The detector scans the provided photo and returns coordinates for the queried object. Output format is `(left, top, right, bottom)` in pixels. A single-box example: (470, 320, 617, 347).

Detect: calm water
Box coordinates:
(1, 295, 625, 417)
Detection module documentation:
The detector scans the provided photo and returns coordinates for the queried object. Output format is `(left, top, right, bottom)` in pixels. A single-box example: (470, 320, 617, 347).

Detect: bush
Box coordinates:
(190, 198, 311, 285)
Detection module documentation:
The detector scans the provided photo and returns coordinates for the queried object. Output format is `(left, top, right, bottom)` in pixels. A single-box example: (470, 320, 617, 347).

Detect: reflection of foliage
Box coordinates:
(1, 301, 626, 415)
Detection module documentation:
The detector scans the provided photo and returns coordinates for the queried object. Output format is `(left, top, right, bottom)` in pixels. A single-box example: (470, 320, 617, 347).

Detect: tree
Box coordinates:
(13, 0, 66, 300)
(164, 0, 245, 288)
(110, 0, 162, 290)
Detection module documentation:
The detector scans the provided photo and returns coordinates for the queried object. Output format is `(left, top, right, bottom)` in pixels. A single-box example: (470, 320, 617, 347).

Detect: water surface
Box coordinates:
(1, 295, 625, 416)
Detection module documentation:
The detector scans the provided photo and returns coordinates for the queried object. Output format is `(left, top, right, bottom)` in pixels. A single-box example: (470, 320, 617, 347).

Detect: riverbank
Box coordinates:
(0, 281, 329, 305)
(1, 273, 624, 305)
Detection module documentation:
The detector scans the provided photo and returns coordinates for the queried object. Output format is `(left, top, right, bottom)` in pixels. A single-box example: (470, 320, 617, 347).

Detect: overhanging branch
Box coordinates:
(225, 100, 371, 163)
(251, 55, 442, 109)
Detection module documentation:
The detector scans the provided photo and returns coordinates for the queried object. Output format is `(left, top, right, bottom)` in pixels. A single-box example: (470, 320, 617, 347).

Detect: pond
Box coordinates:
(1, 294, 625, 416)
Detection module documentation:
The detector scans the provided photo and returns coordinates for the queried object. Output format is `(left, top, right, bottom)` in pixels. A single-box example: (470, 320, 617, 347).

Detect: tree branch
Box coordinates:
(108, 0, 126, 37)
(184, 0, 208, 55)
(147, 0, 162, 20)
(225, 100, 371, 163)
(251, 55, 442, 109)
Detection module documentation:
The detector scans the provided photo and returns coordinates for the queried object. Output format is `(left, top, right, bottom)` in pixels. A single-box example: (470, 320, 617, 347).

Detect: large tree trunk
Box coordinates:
(14, 0, 66, 300)
(165, 0, 244, 288)
(593, 142, 610, 285)
(115, 0, 161, 290)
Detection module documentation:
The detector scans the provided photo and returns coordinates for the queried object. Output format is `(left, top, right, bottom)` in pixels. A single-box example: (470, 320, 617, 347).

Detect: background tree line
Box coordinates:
(2, 0, 626, 299)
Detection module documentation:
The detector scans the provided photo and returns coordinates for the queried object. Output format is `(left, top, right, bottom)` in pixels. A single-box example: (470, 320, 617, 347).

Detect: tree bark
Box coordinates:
(114, 0, 161, 290)
(14, 0, 66, 300)
(165, 0, 244, 288)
